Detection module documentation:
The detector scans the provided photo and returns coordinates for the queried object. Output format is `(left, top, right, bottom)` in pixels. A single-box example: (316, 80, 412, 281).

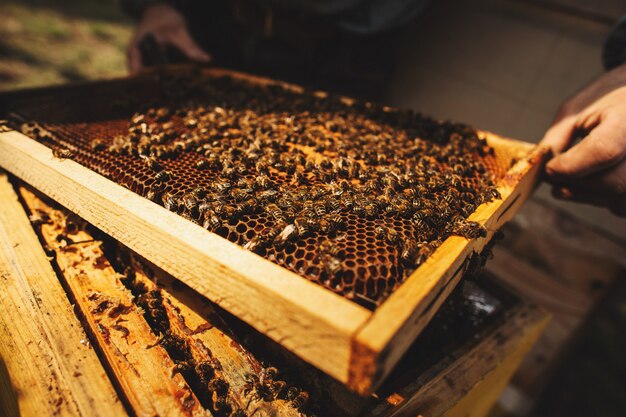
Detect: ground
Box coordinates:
(0, 0, 131, 91)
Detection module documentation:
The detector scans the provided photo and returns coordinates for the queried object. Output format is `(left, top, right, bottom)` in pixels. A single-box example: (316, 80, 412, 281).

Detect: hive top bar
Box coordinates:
(0, 66, 547, 393)
(13, 69, 502, 309)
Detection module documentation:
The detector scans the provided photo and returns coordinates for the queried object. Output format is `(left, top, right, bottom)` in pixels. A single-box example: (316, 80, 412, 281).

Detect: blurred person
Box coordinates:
(122, 1, 626, 217)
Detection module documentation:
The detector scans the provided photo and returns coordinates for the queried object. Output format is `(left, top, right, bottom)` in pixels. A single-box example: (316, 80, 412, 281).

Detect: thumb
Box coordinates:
(169, 29, 211, 62)
(540, 113, 577, 155)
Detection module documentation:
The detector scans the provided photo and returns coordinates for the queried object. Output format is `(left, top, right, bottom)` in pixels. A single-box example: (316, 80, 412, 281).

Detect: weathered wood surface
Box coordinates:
(0, 66, 549, 393)
(0, 173, 126, 417)
(18, 186, 211, 417)
(364, 302, 549, 417)
(20, 183, 303, 417)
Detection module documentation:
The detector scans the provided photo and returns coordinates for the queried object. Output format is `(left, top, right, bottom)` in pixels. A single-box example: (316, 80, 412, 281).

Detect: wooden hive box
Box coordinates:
(0, 175, 548, 417)
(0, 66, 549, 394)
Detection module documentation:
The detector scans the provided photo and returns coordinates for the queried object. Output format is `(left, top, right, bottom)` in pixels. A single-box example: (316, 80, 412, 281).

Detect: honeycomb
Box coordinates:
(6, 69, 509, 309)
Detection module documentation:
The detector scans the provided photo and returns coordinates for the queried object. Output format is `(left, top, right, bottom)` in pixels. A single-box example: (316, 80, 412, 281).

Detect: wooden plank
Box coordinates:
(352, 136, 549, 392)
(17, 186, 211, 417)
(0, 173, 127, 417)
(367, 304, 550, 417)
(0, 130, 371, 386)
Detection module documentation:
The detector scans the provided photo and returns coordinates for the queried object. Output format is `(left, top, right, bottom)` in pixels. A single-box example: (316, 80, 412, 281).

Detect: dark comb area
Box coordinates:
(8, 69, 507, 309)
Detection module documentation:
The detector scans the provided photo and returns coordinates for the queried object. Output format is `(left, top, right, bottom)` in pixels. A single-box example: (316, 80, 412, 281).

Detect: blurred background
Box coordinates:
(0, 0, 624, 416)
(0, 0, 131, 90)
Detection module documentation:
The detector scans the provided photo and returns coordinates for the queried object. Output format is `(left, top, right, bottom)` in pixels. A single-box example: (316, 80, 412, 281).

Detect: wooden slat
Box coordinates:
(17, 186, 211, 417)
(351, 135, 549, 392)
(129, 256, 304, 417)
(0, 130, 371, 386)
(367, 304, 550, 417)
(0, 173, 127, 417)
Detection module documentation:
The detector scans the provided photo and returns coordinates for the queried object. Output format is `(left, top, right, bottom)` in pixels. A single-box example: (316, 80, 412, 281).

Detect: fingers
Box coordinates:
(555, 186, 626, 217)
(551, 159, 626, 217)
(545, 115, 626, 179)
(540, 114, 577, 155)
(167, 29, 211, 63)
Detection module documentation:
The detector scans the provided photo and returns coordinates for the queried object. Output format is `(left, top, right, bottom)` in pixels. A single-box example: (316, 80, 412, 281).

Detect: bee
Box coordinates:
(52, 148, 73, 159)
(208, 378, 229, 398)
(195, 362, 215, 383)
(162, 193, 179, 212)
(214, 181, 232, 193)
(141, 155, 163, 171)
(320, 240, 341, 258)
(257, 189, 278, 203)
(155, 170, 172, 182)
(196, 159, 211, 170)
(192, 186, 207, 199)
(385, 227, 400, 245)
(416, 242, 437, 265)
(145, 188, 162, 203)
(322, 256, 342, 280)
(287, 388, 309, 411)
(273, 224, 298, 248)
(243, 234, 268, 253)
(400, 240, 418, 266)
(230, 188, 252, 202)
(203, 211, 222, 231)
(182, 193, 198, 213)
(327, 213, 345, 230)
(487, 187, 501, 200)
(363, 179, 380, 193)
(90, 139, 106, 151)
(292, 170, 308, 185)
(293, 217, 310, 236)
(364, 203, 379, 219)
(265, 204, 284, 222)
(313, 202, 326, 217)
(452, 221, 487, 239)
(254, 174, 270, 190)
(28, 209, 51, 226)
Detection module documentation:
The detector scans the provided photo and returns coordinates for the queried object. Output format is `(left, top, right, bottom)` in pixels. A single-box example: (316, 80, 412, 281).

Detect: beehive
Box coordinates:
(0, 66, 548, 393)
(1, 177, 548, 417)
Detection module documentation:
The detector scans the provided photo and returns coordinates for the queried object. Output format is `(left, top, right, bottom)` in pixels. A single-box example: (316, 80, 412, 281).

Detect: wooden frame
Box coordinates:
(0, 67, 549, 394)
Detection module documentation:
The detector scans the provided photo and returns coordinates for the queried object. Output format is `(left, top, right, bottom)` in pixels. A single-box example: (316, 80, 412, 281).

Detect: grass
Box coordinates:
(0, 0, 132, 91)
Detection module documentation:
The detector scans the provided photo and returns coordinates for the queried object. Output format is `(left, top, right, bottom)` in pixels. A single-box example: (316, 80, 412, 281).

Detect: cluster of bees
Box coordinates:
(20, 75, 500, 307)
(243, 367, 310, 412)
(118, 260, 311, 416)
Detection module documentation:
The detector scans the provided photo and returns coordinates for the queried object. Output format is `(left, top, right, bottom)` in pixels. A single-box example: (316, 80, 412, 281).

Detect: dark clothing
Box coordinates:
(123, 0, 420, 99)
(603, 14, 626, 71)
(121, 0, 430, 35)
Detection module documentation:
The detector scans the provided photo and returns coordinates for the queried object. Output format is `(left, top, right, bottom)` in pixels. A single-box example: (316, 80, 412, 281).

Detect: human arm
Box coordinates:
(125, 2, 210, 73)
(541, 16, 626, 217)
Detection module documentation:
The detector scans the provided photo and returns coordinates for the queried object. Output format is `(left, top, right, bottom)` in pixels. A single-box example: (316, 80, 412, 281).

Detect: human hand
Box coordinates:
(541, 62, 626, 216)
(127, 3, 210, 73)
